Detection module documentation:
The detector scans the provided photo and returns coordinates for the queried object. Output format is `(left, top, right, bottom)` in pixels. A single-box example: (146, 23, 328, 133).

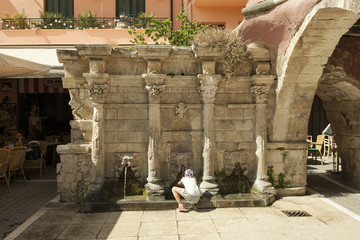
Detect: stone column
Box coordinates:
(143, 60, 166, 199)
(198, 61, 220, 195)
(83, 58, 109, 194)
(251, 79, 276, 194)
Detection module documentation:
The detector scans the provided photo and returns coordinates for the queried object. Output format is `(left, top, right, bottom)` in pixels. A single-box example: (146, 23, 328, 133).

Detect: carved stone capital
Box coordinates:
(86, 84, 109, 103)
(198, 75, 221, 103)
(145, 85, 165, 100)
(251, 85, 269, 103)
(175, 103, 187, 119)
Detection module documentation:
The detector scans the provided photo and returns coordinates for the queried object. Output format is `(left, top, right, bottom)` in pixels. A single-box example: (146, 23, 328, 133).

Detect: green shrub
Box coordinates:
(2, 10, 28, 29)
(133, 12, 154, 29)
(38, 12, 71, 29)
(193, 26, 253, 80)
(128, 9, 203, 46)
(77, 10, 100, 29)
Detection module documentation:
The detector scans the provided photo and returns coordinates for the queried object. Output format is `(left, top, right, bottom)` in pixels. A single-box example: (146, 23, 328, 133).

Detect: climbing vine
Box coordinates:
(267, 165, 291, 188)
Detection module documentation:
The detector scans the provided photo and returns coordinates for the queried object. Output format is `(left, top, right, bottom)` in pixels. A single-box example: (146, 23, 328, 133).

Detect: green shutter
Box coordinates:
(45, 0, 74, 17)
(116, 0, 145, 17)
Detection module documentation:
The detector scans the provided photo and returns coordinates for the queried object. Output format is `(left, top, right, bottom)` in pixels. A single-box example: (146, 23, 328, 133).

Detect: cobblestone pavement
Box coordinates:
(0, 167, 58, 239)
(2, 161, 360, 240)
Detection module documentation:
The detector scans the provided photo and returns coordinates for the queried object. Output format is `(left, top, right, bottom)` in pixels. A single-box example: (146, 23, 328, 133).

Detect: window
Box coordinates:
(45, 0, 74, 17)
(116, 0, 145, 17)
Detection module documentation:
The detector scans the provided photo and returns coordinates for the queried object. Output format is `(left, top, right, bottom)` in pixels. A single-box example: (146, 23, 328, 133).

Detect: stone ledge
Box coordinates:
(80, 193, 276, 212)
(57, 143, 91, 154)
(276, 187, 306, 197)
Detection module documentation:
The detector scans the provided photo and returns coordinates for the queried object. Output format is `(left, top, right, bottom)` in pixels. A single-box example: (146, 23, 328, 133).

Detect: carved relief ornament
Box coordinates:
(176, 103, 187, 119)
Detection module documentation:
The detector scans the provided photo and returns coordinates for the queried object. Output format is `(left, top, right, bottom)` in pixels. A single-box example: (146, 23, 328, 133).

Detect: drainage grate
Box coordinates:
(281, 210, 311, 217)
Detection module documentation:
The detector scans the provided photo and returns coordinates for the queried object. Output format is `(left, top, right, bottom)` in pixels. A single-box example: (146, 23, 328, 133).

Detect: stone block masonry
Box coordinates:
(56, 44, 278, 201)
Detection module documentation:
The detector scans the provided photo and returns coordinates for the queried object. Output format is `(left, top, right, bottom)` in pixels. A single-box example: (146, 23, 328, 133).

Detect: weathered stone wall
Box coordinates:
(56, 44, 278, 201)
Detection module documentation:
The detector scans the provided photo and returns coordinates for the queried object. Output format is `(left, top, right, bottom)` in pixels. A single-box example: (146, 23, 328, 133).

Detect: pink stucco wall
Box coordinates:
(192, 6, 244, 29)
(246, 0, 266, 6)
(239, 0, 318, 51)
(74, 0, 116, 17)
(1, 0, 44, 18)
(0, 29, 137, 45)
(146, 0, 171, 18)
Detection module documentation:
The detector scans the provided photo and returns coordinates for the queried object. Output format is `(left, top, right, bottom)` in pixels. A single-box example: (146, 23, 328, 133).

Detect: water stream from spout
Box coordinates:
(124, 165, 128, 199)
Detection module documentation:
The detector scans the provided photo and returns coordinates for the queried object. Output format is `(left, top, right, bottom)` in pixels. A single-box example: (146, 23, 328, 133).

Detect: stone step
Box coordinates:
(80, 193, 276, 212)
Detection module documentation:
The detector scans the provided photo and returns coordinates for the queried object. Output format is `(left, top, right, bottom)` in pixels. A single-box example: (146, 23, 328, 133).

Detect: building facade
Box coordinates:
(0, 0, 246, 144)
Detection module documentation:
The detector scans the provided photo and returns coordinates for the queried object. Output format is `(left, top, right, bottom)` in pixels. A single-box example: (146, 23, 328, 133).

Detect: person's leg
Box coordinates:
(172, 186, 183, 204)
(172, 187, 186, 211)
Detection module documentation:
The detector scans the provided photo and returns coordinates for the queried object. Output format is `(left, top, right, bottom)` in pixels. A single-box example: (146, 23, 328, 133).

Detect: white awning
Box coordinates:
(0, 48, 64, 78)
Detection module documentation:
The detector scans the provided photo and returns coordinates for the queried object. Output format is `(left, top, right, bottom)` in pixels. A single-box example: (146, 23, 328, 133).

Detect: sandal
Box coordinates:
(176, 204, 186, 212)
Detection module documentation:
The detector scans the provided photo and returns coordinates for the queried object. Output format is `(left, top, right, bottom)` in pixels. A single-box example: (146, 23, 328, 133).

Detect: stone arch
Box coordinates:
(272, 1, 359, 142)
(268, 0, 360, 191)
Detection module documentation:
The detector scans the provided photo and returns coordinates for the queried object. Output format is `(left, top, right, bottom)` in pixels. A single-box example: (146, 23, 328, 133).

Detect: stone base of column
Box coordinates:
(252, 179, 277, 195)
(200, 178, 219, 196)
(88, 183, 102, 193)
(85, 183, 104, 201)
(145, 182, 165, 201)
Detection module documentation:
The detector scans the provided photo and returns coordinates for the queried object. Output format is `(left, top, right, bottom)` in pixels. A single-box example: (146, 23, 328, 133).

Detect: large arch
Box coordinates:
(271, 0, 360, 190)
(272, 1, 359, 142)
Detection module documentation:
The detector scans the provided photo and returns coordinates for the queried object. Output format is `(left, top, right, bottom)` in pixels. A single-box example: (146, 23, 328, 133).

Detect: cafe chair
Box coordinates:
(45, 135, 60, 143)
(0, 161, 10, 191)
(24, 140, 48, 178)
(0, 149, 9, 163)
(8, 146, 27, 181)
(308, 134, 325, 165)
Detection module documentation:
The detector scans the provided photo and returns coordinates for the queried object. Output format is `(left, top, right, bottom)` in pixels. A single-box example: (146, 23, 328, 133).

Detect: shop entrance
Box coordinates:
(18, 92, 72, 140)
(17, 78, 73, 142)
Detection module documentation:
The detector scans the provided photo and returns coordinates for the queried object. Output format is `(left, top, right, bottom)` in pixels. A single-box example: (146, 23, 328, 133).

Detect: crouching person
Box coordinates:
(172, 169, 202, 212)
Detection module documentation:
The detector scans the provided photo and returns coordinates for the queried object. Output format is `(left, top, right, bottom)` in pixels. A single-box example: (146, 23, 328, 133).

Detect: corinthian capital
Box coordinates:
(198, 74, 220, 103)
(251, 85, 269, 103)
(86, 84, 109, 103)
(145, 85, 165, 100)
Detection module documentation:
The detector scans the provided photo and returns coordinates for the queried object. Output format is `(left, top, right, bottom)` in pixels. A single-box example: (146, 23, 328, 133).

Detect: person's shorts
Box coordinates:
(179, 188, 201, 204)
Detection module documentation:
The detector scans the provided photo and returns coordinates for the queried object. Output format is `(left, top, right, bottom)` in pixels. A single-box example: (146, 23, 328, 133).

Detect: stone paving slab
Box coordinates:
(4, 162, 360, 240)
(7, 194, 360, 240)
(0, 177, 58, 239)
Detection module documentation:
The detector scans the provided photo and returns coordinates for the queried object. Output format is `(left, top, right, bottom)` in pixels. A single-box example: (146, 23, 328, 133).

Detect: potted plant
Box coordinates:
(2, 10, 28, 29)
(133, 12, 154, 29)
(116, 13, 130, 29)
(77, 10, 99, 29)
(37, 12, 70, 29)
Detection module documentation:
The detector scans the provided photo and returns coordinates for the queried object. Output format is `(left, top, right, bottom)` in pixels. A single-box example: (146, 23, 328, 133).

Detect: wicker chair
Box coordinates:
(0, 149, 9, 163)
(0, 149, 10, 191)
(8, 146, 27, 181)
(23, 140, 48, 178)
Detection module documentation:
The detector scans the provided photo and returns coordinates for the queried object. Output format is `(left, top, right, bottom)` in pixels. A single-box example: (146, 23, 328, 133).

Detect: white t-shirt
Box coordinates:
(181, 177, 201, 196)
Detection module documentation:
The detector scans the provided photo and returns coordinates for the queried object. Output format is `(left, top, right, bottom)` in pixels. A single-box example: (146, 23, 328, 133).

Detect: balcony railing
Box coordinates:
(1, 16, 165, 30)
